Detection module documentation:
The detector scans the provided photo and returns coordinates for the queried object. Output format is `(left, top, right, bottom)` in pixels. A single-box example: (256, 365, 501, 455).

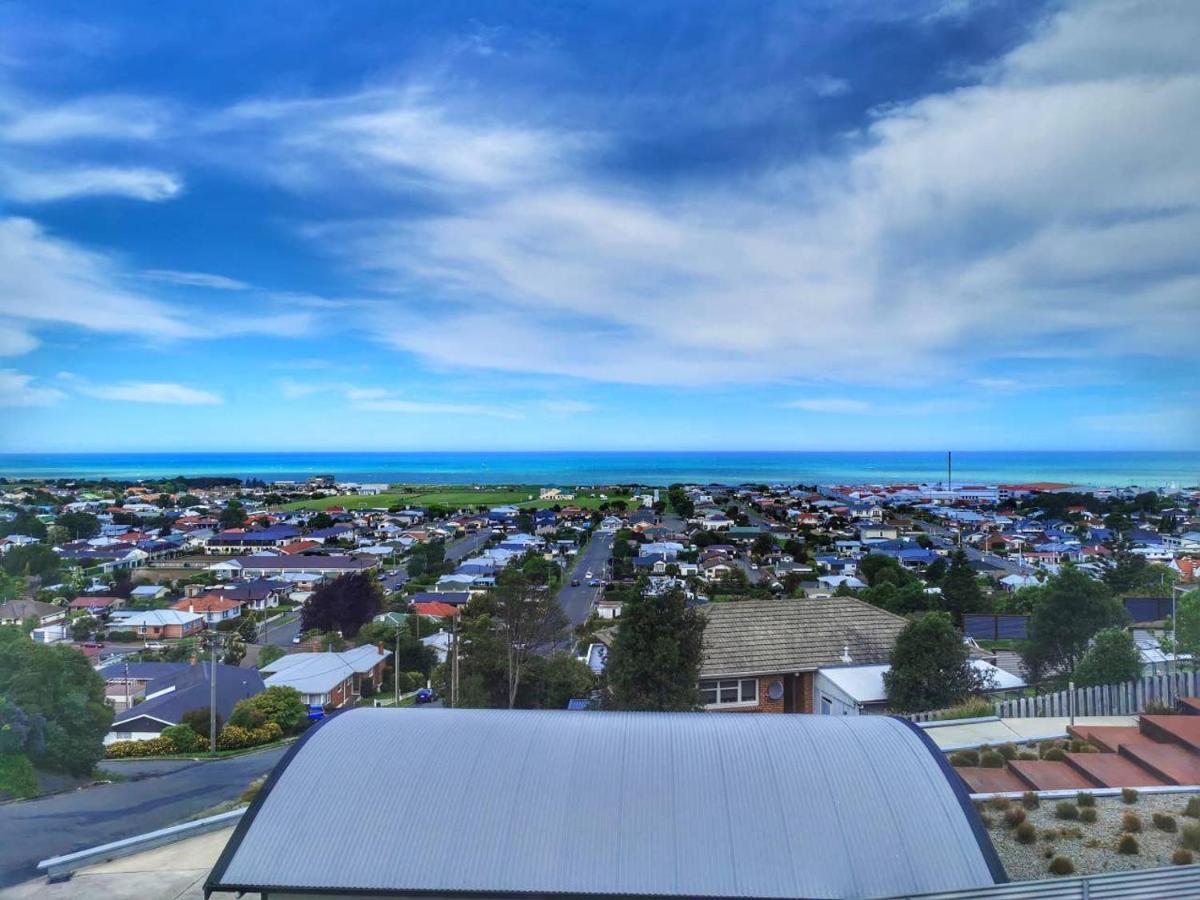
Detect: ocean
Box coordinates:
(0, 451, 1197, 488)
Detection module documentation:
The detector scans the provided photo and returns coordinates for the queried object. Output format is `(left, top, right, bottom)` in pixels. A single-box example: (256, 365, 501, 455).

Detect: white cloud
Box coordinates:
(539, 400, 596, 415)
(277, 380, 521, 418)
(0, 323, 38, 356)
(63, 375, 223, 405)
(784, 398, 873, 414)
(224, 0, 1198, 388)
(0, 369, 65, 406)
(0, 95, 170, 144)
(805, 74, 851, 97)
(141, 269, 249, 290)
(0, 164, 182, 203)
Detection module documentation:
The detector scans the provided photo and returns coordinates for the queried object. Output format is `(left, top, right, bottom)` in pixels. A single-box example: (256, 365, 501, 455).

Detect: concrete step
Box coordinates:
(1064, 751, 1167, 788)
(1119, 742, 1200, 785)
(1008, 759, 1098, 791)
(1140, 715, 1200, 751)
(956, 767, 1028, 794)
(1178, 697, 1200, 716)
(1067, 725, 1158, 753)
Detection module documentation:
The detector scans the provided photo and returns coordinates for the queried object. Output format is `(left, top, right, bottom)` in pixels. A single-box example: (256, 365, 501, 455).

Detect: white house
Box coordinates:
(813, 659, 1025, 716)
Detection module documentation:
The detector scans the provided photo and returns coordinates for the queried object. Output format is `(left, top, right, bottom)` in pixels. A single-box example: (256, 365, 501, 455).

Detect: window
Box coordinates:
(700, 678, 758, 707)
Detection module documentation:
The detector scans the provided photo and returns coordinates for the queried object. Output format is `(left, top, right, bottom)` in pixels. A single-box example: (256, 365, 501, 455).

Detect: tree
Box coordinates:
(228, 686, 307, 733)
(1021, 566, 1127, 679)
(55, 512, 100, 540)
(218, 501, 247, 530)
(0, 633, 112, 775)
(1, 545, 60, 582)
(884, 612, 985, 713)
(0, 511, 47, 539)
(606, 588, 705, 711)
(751, 533, 776, 559)
(491, 572, 568, 708)
(860, 580, 932, 616)
(1072, 628, 1142, 687)
(859, 554, 916, 588)
(0, 572, 24, 602)
(1170, 589, 1200, 660)
(940, 550, 984, 626)
(307, 512, 335, 531)
(258, 644, 285, 668)
(923, 556, 948, 584)
(539, 653, 597, 710)
(300, 572, 382, 638)
(176, 494, 201, 508)
(181, 707, 222, 738)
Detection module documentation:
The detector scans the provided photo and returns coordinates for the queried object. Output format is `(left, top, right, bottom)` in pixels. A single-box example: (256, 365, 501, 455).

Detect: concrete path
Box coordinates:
(921, 715, 1137, 750)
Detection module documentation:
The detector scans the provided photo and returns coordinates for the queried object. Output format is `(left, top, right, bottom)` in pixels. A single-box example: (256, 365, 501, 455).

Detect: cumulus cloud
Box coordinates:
(0, 369, 65, 406)
(216, 0, 1197, 389)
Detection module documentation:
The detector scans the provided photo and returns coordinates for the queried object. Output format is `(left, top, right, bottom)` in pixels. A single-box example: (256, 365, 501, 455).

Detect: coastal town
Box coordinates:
(3, 469, 1200, 894)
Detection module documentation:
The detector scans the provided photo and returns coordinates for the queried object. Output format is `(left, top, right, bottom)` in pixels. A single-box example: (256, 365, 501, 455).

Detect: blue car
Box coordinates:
(306, 704, 326, 721)
(415, 688, 436, 704)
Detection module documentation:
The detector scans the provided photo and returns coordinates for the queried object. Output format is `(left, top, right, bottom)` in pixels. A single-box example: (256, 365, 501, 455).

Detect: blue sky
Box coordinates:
(0, 0, 1197, 452)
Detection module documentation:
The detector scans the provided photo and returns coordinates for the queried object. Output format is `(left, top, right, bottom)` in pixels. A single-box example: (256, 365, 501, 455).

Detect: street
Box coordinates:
(259, 613, 300, 647)
(0, 745, 288, 888)
(445, 527, 493, 562)
(555, 532, 615, 627)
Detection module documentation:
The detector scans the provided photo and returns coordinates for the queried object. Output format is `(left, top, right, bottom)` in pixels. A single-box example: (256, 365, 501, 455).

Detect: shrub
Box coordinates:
(1154, 813, 1178, 833)
(996, 742, 1017, 761)
(932, 697, 994, 720)
(228, 686, 306, 734)
(1022, 791, 1040, 810)
(1005, 807, 1027, 827)
(105, 736, 176, 758)
(0, 753, 39, 800)
(181, 707, 221, 738)
(1015, 821, 1037, 844)
(360, 679, 376, 698)
(1076, 791, 1095, 807)
(1122, 787, 1140, 804)
(1185, 796, 1200, 818)
(1122, 812, 1143, 833)
(1174, 849, 1194, 866)
(1038, 739, 1059, 758)
(988, 795, 1011, 811)
(978, 812, 993, 828)
(980, 750, 1005, 768)
(1040, 829, 1057, 842)
(949, 749, 980, 767)
(1043, 747, 1067, 762)
(1055, 801, 1079, 820)
(1117, 833, 1139, 855)
(1080, 807, 1098, 824)
(1018, 750, 1039, 761)
(105, 630, 138, 642)
(161, 724, 204, 753)
(1181, 823, 1200, 851)
(216, 725, 254, 751)
(1048, 856, 1075, 876)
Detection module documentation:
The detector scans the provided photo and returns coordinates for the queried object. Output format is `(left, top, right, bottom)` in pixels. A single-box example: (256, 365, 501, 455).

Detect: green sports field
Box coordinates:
(277, 485, 636, 511)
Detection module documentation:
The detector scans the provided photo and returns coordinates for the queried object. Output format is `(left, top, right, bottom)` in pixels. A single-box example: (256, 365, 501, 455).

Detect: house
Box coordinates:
(171, 595, 243, 624)
(203, 525, 301, 555)
(0, 599, 66, 627)
(209, 554, 380, 580)
(413, 601, 460, 619)
(69, 595, 124, 615)
(129, 584, 169, 603)
(101, 661, 264, 743)
(115, 609, 204, 639)
(698, 597, 908, 713)
(813, 660, 1025, 716)
(261, 644, 390, 708)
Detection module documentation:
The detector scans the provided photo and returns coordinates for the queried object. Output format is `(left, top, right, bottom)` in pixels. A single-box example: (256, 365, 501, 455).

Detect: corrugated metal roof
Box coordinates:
(208, 708, 1001, 898)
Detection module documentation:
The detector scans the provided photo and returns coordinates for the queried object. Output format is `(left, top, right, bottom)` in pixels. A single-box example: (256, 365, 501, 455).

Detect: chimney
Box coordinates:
(189, 603, 194, 614)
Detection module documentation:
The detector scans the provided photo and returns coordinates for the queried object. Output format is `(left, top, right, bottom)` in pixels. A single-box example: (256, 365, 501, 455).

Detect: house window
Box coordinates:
(700, 678, 758, 708)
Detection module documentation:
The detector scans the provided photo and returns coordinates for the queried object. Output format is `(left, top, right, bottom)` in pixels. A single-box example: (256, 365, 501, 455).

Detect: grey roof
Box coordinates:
(106, 662, 263, 729)
(261, 645, 389, 694)
(209, 709, 1001, 898)
(700, 597, 908, 678)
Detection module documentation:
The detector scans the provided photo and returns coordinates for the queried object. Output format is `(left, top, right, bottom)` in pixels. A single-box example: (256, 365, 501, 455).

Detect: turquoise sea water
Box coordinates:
(0, 451, 1197, 488)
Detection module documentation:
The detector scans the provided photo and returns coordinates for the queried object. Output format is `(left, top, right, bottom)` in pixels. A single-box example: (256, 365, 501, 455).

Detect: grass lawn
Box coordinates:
(278, 484, 635, 512)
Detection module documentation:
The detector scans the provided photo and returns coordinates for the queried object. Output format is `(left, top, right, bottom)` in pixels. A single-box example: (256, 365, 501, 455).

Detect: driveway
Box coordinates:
(0, 745, 288, 888)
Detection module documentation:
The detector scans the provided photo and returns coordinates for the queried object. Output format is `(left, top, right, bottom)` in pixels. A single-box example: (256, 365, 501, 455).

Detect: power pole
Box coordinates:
(209, 634, 218, 754)
(450, 614, 459, 707)
(394, 625, 400, 706)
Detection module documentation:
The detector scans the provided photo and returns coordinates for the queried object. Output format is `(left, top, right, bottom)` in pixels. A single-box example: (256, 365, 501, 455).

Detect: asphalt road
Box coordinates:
(556, 532, 615, 628)
(0, 745, 289, 888)
(259, 614, 300, 647)
(445, 527, 493, 562)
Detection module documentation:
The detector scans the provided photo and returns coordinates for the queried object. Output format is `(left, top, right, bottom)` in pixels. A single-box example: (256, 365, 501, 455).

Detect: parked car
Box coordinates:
(570, 579, 581, 587)
(292, 634, 303, 644)
(143, 641, 166, 650)
(589, 580, 601, 587)
(415, 687, 437, 704)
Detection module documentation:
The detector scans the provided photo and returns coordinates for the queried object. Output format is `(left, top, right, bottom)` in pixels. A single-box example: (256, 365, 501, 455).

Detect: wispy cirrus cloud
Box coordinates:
(0, 164, 182, 202)
(59, 373, 223, 405)
(140, 269, 249, 290)
(0, 369, 64, 406)
(278, 379, 522, 418)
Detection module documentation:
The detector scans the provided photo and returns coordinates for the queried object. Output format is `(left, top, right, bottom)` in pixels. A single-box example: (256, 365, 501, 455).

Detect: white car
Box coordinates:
(585, 571, 593, 579)
(292, 634, 302, 644)
(143, 641, 166, 650)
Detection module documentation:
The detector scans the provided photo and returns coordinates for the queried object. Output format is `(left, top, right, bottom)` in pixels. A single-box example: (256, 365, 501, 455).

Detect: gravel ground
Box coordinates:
(984, 792, 1200, 881)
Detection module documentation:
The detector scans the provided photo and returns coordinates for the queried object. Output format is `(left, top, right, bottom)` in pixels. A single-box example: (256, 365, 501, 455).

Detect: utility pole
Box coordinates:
(124, 659, 131, 712)
(394, 625, 400, 706)
(209, 634, 218, 754)
(450, 613, 459, 707)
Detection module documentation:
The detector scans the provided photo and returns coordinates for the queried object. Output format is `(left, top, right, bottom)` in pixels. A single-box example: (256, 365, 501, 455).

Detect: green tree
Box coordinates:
(55, 512, 100, 540)
(0, 633, 112, 775)
(1, 545, 60, 582)
(859, 554, 916, 588)
(1071, 628, 1142, 687)
(491, 571, 567, 708)
(923, 556, 948, 584)
(300, 572, 382, 638)
(1, 511, 47, 539)
(1170, 589, 1200, 660)
(1021, 566, 1127, 679)
(606, 588, 705, 711)
(860, 580, 932, 616)
(227, 686, 307, 733)
(940, 550, 984, 626)
(883, 611, 985, 713)
(218, 501, 248, 530)
(307, 512, 335, 531)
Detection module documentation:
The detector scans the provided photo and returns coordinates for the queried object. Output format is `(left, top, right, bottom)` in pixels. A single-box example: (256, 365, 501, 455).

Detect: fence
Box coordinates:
(963, 613, 1029, 641)
(909, 671, 1200, 722)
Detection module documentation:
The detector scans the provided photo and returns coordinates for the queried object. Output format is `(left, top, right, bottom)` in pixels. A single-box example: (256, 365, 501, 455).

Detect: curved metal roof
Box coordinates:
(208, 708, 1003, 899)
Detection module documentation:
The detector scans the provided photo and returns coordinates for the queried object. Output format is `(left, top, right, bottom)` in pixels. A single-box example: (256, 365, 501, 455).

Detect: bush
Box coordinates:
(1005, 807, 1027, 827)
(181, 708, 221, 738)
(1018, 750, 1039, 761)
(1080, 807, 1097, 824)
(978, 812, 993, 828)
(1076, 792, 1095, 807)
(1022, 791, 1040, 810)
(1042, 747, 1067, 762)
(105, 737, 176, 758)
(161, 724, 204, 753)
(1117, 833, 1139, 855)
(1055, 801, 1079, 820)
(996, 742, 1018, 761)
(1123, 787, 1140, 804)
(105, 630, 138, 642)
(216, 725, 254, 750)
(1015, 821, 1037, 844)
(932, 697, 994, 720)
(1174, 849, 1194, 865)
(1122, 811, 1143, 833)
(1181, 823, 1200, 851)
(980, 750, 1005, 768)
(988, 796, 1011, 811)
(228, 686, 306, 734)
(1186, 796, 1200, 818)
(1038, 739, 1058, 758)
(1048, 856, 1075, 876)
(949, 749, 980, 767)
(1154, 813, 1178, 833)
(0, 753, 39, 800)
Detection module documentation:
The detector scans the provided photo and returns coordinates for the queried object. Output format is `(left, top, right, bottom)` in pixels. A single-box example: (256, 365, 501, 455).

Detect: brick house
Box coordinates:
(117, 609, 205, 639)
(171, 595, 244, 624)
(698, 597, 908, 713)
(260, 644, 391, 708)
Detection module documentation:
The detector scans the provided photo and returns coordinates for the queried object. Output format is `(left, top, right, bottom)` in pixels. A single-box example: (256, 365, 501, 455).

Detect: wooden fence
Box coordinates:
(909, 670, 1200, 722)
